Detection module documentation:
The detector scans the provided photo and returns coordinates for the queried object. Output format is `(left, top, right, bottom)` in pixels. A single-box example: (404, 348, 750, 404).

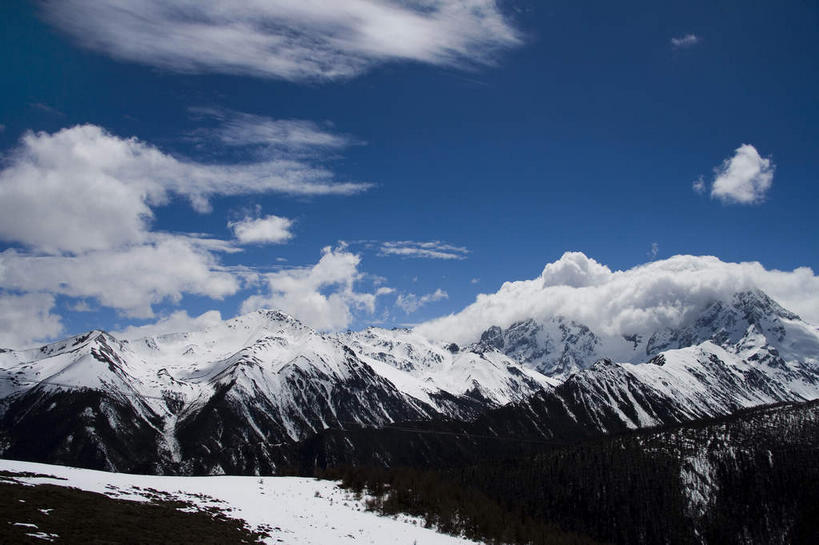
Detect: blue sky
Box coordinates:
(1, 1, 817, 346)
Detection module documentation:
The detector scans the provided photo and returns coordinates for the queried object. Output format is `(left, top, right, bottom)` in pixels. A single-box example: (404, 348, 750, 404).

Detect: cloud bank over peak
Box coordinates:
(42, 0, 522, 82)
(416, 252, 819, 344)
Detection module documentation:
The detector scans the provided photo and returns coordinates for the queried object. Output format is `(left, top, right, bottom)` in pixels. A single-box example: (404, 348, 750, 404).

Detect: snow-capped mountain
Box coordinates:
(473, 289, 819, 377)
(459, 290, 819, 438)
(0, 309, 552, 473)
(1, 288, 818, 475)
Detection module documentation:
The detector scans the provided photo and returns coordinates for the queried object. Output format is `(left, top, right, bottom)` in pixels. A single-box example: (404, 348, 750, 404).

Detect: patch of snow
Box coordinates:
(0, 459, 480, 545)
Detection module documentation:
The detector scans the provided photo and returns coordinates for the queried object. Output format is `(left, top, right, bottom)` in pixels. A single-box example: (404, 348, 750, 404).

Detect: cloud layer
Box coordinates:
(0, 236, 239, 319)
(0, 124, 368, 254)
(42, 0, 521, 81)
(417, 251, 819, 344)
(0, 119, 370, 345)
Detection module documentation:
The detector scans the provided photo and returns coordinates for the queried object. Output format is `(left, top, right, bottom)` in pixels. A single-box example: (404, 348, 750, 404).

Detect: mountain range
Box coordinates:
(1, 287, 817, 475)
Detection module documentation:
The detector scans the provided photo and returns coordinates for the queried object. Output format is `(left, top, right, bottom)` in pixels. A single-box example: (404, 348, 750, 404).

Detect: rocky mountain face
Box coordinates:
(0, 289, 818, 475)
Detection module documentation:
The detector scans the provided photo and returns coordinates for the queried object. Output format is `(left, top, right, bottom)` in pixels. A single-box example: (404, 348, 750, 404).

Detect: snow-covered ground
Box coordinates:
(0, 459, 478, 545)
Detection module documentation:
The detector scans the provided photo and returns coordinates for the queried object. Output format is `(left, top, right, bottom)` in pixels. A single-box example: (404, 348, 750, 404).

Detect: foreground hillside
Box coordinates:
(0, 459, 482, 545)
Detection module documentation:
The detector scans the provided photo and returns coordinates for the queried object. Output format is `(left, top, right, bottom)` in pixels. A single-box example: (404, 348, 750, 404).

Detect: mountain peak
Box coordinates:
(731, 289, 800, 321)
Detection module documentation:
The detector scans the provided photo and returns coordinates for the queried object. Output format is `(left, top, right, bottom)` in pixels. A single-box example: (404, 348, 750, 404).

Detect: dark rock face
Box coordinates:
(175, 349, 435, 475)
(0, 388, 166, 473)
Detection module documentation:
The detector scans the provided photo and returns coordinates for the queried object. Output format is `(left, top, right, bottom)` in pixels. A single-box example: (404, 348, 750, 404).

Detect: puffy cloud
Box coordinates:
(0, 120, 374, 323)
(0, 125, 369, 255)
(241, 246, 385, 330)
(0, 293, 63, 349)
(710, 144, 774, 205)
(379, 240, 469, 260)
(0, 126, 164, 254)
(230, 215, 294, 245)
(417, 252, 819, 344)
(114, 310, 224, 340)
(540, 251, 612, 287)
(42, 0, 521, 81)
(692, 176, 706, 194)
(396, 289, 448, 314)
(0, 236, 240, 318)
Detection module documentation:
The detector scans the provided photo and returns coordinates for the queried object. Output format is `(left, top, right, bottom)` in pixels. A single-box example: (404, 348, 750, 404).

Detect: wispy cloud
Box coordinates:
(692, 176, 706, 195)
(28, 102, 64, 116)
(379, 240, 470, 260)
(396, 289, 449, 314)
(189, 108, 356, 154)
(114, 309, 224, 340)
(42, 0, 522, 82)
(671, 34, 700, 49)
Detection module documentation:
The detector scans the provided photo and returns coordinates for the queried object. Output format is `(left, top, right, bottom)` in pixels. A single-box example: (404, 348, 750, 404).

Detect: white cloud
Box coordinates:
(230, 215, 294, 245)
(671, 34, 700, 49)
(0, 293, 63, 349)
(396, 289, 448, 314)
(241, 246, 385, 330)
(379, 241, 469, 260)
(540, 251, 612, 287)
(0, 125, 369, 254)
(0, 236, 241, 318)
(471, 278, 480, 284)
(114, 310, 224, 340)
(191, 108, 353, 152)
(417, 251, 819, 344)
(42, 0, 522, 81)
(710, 144, 774, 205)
(648, 242, 659, 259)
